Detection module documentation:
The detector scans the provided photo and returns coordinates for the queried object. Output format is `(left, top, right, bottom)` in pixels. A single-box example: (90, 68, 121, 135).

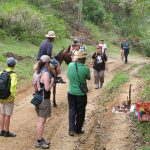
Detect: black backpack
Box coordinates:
(0, 70, 14, 99)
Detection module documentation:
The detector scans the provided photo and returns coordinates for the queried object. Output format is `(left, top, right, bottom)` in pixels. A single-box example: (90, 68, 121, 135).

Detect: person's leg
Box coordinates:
(68, 93, 77, 135)
(0, 114, 5, 136)
(52, 58, 66, 83)
(36, 117, 49, 148)
(124, 50, 129, 63)
(94, 69, 99, 89)
(3, 103, 16, 137)
(76, 95, 87, 133)
(99, 70, 105, 88)
(36, 117, 46, 140)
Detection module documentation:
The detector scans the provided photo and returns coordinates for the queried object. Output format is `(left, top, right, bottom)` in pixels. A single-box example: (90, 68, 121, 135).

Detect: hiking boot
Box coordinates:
(75, 130, 85, 134)
(35, 140, 49, 149)
(4, 131, 16, 137)
(0, 130, 5, 136)
(56, 77, 66, 84)
(68, 131, 75, 136)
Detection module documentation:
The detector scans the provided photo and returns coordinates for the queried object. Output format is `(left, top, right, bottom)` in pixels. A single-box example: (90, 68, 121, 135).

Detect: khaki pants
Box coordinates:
(94, 69, 105, 85)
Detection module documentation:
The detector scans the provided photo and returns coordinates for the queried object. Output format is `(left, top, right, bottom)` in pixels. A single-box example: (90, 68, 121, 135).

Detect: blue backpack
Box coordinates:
(0, 70, 14, 99)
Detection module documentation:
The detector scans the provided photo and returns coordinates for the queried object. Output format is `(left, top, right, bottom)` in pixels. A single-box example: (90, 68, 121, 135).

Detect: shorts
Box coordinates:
(35, 98, 51, 118)
(0, 102, 14, 116)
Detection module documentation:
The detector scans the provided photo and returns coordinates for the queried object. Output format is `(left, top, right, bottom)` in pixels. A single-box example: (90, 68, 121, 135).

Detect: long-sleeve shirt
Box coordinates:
(0, 67, 17, 103)
(37, 39, 53, 61)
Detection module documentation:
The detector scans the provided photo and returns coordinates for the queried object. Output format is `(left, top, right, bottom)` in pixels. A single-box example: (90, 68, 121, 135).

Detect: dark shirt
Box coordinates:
(37, 39, 53, 61)
(92, 52, 107, 71)
(121, 42, 130, 51)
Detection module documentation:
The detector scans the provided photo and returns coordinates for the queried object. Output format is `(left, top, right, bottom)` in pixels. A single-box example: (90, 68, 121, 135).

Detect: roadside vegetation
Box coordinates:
(131, 64, 150, 150)
(99, 71, 129, 105)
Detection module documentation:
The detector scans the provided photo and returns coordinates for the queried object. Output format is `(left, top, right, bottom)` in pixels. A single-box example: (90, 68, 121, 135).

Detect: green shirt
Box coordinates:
(67, 62, 91, 95)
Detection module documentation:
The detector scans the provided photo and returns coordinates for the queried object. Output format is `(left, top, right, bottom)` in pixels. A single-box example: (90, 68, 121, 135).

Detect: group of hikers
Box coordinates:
(0, 30, 130, 149)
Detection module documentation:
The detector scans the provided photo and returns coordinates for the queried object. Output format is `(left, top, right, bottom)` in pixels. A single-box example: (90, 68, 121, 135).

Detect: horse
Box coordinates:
(51, 48, 72, 107)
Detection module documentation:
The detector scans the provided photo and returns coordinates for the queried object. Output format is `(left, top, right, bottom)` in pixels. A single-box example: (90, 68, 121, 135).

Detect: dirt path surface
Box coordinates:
(0, 54, 150, 150)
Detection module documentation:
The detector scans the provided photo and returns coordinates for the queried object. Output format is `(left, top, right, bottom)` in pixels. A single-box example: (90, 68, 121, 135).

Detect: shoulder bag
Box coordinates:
(75, 63, 88, 93)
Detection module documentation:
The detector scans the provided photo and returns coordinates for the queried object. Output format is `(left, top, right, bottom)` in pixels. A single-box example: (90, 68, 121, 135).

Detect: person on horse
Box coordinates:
(37, 31, 65, 83)
(121, 39, 130, 64)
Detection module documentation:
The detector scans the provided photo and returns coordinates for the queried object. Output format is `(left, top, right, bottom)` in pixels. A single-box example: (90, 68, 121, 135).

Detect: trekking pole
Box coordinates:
(127, 84, 132, 109)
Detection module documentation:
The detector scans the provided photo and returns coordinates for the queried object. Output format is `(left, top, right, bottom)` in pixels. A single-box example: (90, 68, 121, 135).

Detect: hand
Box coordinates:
(90, 63, 93, 68)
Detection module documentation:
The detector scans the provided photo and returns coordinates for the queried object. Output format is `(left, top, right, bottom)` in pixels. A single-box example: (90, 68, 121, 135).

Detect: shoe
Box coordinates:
(42, 138, 50, 145)
(0, 130, 5, 136)
(75, 130, 85, 134)
(4, 131, 16, 137)
(68, 131, 75, 136)
(95, 85, 99, 89)
(35, 140, 49, 149)
(100, 83, 103, 88)
(56, 77, 66, 84)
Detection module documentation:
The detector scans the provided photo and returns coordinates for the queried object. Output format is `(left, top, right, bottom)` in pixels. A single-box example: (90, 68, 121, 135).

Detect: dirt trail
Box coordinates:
(0, 54, 149, 150)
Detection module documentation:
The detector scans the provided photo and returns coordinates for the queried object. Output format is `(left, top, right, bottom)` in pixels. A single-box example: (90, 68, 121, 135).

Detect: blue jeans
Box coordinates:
(67, 93, 87, 132)
(51, 57, 59, 67)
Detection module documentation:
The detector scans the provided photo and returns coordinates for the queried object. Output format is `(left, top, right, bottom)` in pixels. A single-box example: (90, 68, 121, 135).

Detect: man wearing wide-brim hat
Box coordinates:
(67, 51, 91, 136)
(36, 31, 65, 83)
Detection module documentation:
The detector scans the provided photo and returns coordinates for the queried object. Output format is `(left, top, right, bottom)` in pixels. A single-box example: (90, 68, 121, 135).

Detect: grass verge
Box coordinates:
(99, 71, 129, 105)
(131, 64, 150, 150)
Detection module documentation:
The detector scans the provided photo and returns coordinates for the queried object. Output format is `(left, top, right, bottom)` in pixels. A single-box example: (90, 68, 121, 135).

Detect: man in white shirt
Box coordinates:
(98, 40, 108, 56)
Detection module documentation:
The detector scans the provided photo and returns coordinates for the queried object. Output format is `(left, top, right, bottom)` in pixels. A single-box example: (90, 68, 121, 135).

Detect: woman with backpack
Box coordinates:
(91, 46, 107, 89)
(33, 55, 54, 149)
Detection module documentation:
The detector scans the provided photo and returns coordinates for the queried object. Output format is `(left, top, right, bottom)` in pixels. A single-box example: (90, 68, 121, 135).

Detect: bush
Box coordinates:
(0, 0, 69, 45)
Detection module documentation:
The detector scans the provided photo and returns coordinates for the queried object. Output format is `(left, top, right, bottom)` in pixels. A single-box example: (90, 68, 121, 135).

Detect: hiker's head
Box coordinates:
(36, 55, 51, 73)
(100, 39, 104, 44)
(96, 46, 102, 53)
(71, 43, 80, 51)
(45, 31, 56, 42)
(74, 51, 87, 64)
(7, 57, 17, 67)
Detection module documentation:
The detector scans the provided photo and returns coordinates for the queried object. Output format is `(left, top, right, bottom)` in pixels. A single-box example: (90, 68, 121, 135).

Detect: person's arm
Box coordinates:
(102, 53, 107, 61)
(47, 44, 53, 57)
(43, 72, 54, 91)
(10, 73, 17, 97)
(91, 53, 95, 67)
(86, 68, 91, 80)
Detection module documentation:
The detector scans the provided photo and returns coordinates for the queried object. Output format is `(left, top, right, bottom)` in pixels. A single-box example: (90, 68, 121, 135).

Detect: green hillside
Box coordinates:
(0, 0, 150, 90)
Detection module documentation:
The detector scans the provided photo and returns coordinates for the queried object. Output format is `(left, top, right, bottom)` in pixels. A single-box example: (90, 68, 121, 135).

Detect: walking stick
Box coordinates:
(127, 84, 132, 109)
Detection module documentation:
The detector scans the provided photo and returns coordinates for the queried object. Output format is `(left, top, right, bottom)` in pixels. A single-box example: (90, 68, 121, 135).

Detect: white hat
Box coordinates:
(74, 51, 87, 59)
(40, 55, 51, 63)
(45, 31, 56, 38)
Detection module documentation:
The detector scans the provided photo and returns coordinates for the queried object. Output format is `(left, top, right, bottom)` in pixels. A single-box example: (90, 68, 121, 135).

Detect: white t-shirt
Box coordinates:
(98, 43, 107, 54)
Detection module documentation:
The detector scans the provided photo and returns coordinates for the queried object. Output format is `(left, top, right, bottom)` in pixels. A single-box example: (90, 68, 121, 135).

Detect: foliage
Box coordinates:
(83, 0, 105, 25)
(84, 21, 101, 43)
(136, 64, 150, 102)
(0, 0, 68, 45)
(99, 71, 129, 104)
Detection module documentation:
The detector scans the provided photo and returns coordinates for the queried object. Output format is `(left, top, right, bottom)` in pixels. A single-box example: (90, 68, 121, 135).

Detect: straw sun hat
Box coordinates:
(45, 31, 56, 38)
(74, 51, 87, 59)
